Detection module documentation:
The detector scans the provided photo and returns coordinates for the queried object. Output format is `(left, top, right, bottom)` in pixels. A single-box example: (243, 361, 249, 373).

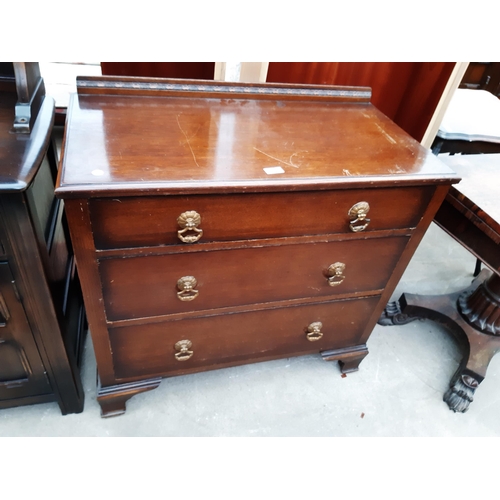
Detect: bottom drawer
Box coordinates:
(109, 295, 380, 380)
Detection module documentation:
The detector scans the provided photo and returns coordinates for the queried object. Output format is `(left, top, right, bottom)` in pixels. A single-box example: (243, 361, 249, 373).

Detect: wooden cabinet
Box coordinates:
(56, 76, 460, 417)
(0, 262, 53, 400)
(0, 69, 86, 414)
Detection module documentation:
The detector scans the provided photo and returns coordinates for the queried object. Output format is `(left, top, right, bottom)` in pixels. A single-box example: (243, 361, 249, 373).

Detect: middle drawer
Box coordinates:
(99, 236, 408, 321)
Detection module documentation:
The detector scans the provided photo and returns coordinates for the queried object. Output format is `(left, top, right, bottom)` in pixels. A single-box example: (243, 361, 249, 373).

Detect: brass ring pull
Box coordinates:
(177, 211, 203, 243)
(177, 276, 199, 301)
(175, 340, 193, 361)
(306, 322, 323, 342)
(327, 262, 346, 287)
(348, 201, 370, 232)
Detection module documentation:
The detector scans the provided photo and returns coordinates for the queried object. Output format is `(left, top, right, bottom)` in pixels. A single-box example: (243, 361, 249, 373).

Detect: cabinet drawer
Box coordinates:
(99, 236, 408, 321)
(109, 295, 380, 380)
(89, 186, 434, 250)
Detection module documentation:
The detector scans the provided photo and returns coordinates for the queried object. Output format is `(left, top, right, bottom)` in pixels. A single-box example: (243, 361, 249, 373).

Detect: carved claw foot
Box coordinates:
(384, 275, 500, 413)
(378, 299, 419, 326)
(443, 372, 481, 413)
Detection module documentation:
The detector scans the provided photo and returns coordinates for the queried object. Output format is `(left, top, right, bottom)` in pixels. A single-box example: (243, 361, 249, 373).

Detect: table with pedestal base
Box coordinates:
(380, 154, 500, 412)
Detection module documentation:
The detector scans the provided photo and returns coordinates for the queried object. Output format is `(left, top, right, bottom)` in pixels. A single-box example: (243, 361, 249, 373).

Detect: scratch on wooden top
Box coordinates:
(254, 147, 299, 168)
(375, 123, 397, 144)
(388, 165, 407, 174)
(176, 114, 200, 168)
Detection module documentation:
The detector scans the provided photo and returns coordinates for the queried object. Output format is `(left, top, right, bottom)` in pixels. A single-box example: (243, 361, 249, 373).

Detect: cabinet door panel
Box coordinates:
(0, 262, 52, 400)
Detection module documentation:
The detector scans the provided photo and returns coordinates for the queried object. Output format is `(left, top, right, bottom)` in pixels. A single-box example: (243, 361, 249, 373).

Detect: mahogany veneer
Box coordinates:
(56, 76, 459, 417)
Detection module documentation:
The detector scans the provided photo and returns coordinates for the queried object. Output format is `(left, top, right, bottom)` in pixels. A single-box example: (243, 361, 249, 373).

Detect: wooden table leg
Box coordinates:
(380, 270, 500, 412)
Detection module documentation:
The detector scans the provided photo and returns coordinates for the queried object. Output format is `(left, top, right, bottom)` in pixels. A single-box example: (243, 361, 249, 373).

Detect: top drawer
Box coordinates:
(89, 186, 435, 250)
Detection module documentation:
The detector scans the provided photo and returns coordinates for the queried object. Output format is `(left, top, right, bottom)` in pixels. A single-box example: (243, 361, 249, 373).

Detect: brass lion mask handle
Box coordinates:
(327, 262, 346, 287)
(177, 276, 199, 301)
(177, 210, 203, 243)
(175, 340, 193, 361)
(348, 202, 370, 232)
(306, 322, 323, 342)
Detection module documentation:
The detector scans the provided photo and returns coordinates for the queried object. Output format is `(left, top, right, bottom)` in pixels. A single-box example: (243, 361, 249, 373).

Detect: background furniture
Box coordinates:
(0, 63, 86, 414)
(460, 62, 500, 97)
(431, 89, 500, 155)
(98, 62, 457, 143)
(381, 155, 500, 412)
(56, 76, 458, 417)
(381, 83, 500, 412)
(100, 62, 216, 80)
(266, 62, 456, 142)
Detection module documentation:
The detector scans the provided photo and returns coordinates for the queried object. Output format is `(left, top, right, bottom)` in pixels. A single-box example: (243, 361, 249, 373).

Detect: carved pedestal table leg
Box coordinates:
(380, 270, 500, 412)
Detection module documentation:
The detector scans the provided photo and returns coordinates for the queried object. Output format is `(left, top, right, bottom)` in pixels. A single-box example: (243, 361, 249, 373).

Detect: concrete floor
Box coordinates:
(2, 214, 500, 436)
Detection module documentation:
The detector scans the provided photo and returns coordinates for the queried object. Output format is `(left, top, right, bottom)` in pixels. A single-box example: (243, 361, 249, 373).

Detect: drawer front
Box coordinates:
(100, 236, 408, 321)
(109, 295, 380, 379)
(89, 186, 434, 249)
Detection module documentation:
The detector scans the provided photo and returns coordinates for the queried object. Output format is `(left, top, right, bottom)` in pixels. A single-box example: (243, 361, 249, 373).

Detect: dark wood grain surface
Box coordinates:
(109, 295, 380, 380)
(99, 236, 408, 321)
(56, 78, 457, 198)
(0, 86, 85, 414)
(57, 77, 460, 416)
(0, 92, 55, 191)
(89, 187, 434, 250)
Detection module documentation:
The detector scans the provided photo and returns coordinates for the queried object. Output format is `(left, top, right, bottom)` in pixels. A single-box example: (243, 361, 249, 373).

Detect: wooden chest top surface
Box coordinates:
(56, 77, 458, 198)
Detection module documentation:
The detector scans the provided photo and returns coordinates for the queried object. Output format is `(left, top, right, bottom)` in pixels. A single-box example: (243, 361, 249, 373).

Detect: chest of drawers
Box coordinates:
(56, 76, 459, 417)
